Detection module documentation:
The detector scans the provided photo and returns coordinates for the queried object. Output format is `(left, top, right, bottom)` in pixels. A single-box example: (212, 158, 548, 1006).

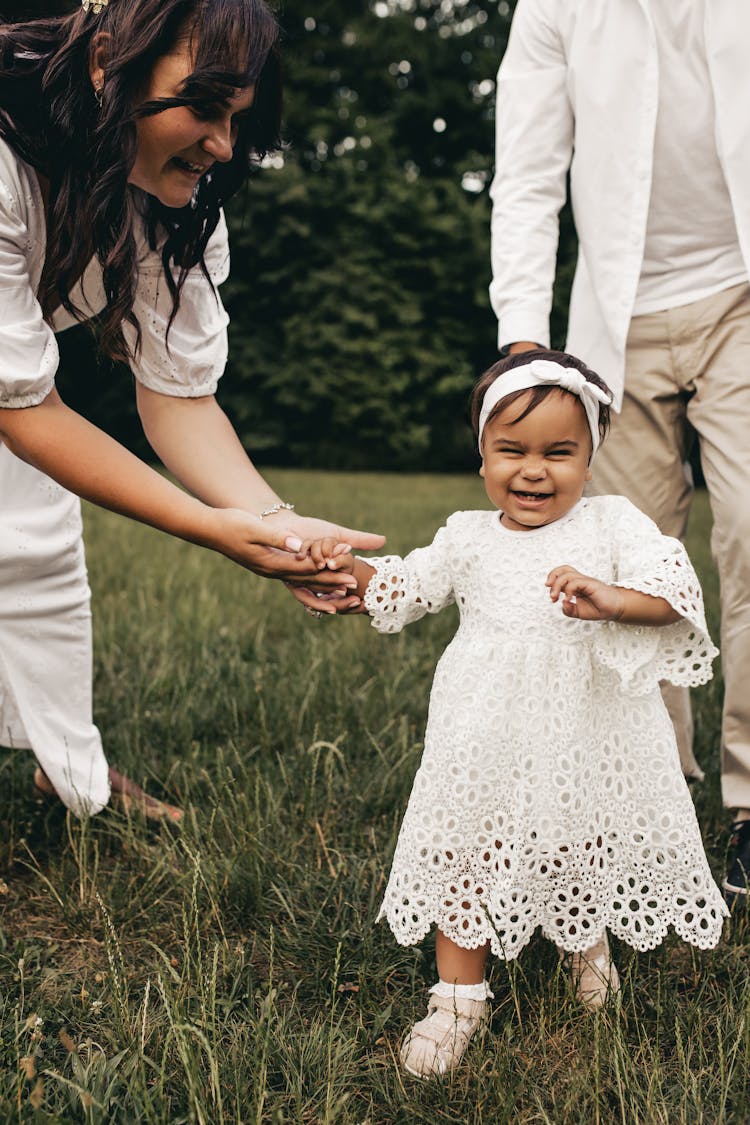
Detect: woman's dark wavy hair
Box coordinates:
(0, 0, 281, 360)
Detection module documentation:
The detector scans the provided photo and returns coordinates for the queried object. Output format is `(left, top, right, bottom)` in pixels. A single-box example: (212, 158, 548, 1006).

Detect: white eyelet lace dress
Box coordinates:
(0, 138, 230, 814)
(363, 497, 728, 957)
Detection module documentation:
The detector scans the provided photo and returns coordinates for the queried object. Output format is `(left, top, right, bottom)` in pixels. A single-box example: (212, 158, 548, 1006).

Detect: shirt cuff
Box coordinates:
(497, 309, 551, 352)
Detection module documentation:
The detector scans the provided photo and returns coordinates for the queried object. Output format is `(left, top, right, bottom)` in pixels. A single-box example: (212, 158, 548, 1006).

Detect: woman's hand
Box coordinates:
(204, 508, 359, 586)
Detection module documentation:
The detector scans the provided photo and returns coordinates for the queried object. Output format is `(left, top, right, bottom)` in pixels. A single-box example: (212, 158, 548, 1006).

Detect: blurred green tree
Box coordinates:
(2, 0, 578, 470)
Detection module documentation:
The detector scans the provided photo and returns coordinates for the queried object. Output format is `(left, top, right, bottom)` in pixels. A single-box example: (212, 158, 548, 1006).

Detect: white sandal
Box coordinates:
(400, 992, 488, 1078)
(558, 932, 620, 1010)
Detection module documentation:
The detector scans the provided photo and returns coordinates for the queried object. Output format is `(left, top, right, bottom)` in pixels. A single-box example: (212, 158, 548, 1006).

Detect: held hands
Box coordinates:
(299, 536, 356, 574)
(285, 520, 371, 615)
(546, 566, 626, 621)
(294, 535, 370, 616)
(206, 510, 382, 615)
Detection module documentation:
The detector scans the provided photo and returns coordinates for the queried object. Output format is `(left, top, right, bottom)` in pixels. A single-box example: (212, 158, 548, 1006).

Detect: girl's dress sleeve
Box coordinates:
(362, 518, 458, 634)
(592, 497, 718, 694)
(0, 171, 58, 408)
(124, 213, 230, 398)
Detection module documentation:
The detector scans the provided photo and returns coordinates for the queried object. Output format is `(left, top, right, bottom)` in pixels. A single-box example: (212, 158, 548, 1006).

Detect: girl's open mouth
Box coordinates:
(513, 490, 553, 501)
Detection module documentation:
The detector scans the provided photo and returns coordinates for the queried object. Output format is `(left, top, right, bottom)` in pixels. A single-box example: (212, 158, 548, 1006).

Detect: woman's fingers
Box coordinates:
(285, 585, 361, 615)
(334, 525, 385, 551)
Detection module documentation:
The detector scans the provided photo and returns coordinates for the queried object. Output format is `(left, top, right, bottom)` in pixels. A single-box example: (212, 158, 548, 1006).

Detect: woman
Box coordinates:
(0, 0, 380, 818)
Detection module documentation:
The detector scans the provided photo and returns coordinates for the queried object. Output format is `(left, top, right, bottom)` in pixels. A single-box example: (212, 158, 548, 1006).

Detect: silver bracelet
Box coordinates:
(258, 501, 295, 519)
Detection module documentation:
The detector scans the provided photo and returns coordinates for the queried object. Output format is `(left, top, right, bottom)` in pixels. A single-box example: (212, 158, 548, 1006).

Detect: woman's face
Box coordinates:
(127, 40, 256, 208)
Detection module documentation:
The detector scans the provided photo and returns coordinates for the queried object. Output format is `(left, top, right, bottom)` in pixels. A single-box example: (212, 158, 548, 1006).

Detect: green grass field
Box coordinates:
(1, 472, 748, 1123)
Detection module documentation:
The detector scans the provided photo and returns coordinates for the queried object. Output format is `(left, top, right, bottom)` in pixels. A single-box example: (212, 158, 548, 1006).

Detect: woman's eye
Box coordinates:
(191, 103, 225, 121)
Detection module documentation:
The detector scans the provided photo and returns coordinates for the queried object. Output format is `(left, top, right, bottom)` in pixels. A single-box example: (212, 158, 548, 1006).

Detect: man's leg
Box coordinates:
(589, 310, 701, 777)
(686, 285, 750, 816)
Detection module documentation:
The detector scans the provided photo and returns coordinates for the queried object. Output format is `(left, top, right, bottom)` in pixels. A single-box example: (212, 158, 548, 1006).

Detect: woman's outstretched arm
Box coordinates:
(136, 385, 385, 610)
(135, 385, 385, 546)
(0, 389, 358, 589)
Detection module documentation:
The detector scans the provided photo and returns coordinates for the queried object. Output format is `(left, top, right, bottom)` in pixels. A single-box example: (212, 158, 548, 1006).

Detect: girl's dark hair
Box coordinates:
(470, 348, 612, 452)
(0, 0, 281, 360)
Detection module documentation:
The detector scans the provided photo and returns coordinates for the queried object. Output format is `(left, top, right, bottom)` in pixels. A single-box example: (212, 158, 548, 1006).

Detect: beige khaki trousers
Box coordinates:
(590, 282, 750, 810)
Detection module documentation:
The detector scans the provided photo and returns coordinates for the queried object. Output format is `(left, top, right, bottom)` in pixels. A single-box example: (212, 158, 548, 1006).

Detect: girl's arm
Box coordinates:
(0, 390, 358, 590)
(546, 566, 681, 625)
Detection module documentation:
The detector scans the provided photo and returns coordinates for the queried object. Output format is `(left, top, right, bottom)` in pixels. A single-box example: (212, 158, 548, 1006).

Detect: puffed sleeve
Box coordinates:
(0, 177, 58, 408)
(592, 497, 718, 694)
(362, 517, 458, 634)
(124, 212, 230, 397)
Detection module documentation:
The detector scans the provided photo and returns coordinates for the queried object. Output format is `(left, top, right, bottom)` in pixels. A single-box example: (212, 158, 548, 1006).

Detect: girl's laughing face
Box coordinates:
(480, 390, 593, 531)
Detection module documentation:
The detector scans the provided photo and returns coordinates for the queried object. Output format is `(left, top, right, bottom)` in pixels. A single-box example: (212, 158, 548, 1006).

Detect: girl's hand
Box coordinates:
(297, 536, 355, 572)
(288, 537, 359, 615)
(546, 565, 625, 621)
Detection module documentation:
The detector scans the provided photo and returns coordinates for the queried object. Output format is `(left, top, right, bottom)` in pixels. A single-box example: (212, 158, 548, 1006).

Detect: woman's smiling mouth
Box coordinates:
(171, 156, 210, 176)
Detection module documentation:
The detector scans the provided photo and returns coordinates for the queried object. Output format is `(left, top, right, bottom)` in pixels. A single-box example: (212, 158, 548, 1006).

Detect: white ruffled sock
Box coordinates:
(429, 979, 494, 1001)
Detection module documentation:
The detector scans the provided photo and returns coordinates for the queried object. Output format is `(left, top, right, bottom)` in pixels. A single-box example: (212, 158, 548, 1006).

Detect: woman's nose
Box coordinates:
(202, 123, 234, 164)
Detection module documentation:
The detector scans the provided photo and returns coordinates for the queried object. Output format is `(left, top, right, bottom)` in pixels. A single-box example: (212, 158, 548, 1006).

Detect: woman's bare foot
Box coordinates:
(33, 766, 183, 822)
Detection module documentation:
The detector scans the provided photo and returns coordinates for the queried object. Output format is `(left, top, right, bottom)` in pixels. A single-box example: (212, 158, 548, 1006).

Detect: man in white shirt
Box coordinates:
(490, 0, 750, 905)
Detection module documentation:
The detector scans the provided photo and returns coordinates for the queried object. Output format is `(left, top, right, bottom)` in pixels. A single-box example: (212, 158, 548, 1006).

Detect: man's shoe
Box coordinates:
(723, 819, 750, 907)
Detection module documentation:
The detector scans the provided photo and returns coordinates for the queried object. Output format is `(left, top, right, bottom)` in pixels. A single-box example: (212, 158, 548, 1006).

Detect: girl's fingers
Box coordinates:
(310, 540, 329, 568)
(547, 567, 580, 601)
(561, 594, 579, 617)
(304, 538, 350, 569)
(294, 539, 315, 560)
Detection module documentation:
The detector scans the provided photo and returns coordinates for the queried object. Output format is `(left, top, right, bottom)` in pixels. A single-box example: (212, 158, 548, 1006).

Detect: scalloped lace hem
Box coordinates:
(378, 904, 727, 959)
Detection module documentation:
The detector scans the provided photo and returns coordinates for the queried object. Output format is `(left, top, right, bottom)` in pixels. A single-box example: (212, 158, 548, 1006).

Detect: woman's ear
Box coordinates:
(88, 32, 111, 95)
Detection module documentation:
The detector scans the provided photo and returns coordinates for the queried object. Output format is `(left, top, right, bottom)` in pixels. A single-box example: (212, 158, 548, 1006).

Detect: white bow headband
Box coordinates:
(477, 359, 612, 457)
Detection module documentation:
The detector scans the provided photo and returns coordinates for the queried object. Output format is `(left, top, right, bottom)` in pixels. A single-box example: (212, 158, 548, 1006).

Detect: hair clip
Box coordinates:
(82, 0, 109, 13)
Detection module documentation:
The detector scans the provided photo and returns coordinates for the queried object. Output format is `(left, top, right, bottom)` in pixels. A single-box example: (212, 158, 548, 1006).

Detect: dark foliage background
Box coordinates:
(3, 0, 577, 470)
